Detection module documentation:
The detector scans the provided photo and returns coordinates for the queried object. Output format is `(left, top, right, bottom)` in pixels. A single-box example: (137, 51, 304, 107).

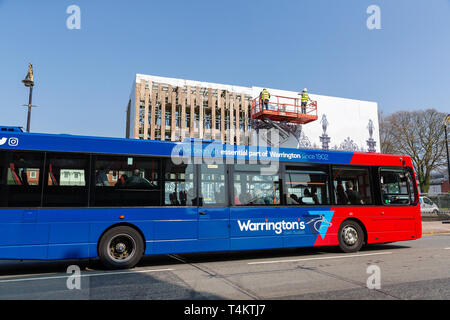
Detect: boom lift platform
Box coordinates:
(251, 94, 318, 124)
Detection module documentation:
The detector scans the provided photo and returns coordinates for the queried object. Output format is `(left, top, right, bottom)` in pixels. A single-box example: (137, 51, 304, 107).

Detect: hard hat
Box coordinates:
(303, 88, 307, 92)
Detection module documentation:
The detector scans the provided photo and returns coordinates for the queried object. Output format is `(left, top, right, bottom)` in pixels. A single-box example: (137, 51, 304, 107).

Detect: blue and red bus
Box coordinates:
(0, 126, 421, 269)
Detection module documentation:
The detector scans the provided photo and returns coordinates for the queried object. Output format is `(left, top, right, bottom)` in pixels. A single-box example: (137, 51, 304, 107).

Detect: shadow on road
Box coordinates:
(137, 243, 407, 267)
(0, 242, 408, 276)
(0, 266, 222, 300)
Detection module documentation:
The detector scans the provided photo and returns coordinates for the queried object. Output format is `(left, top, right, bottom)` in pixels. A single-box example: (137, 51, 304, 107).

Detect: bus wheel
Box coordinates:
(98, 226, 144, 270)
(338, 220, 364, 253)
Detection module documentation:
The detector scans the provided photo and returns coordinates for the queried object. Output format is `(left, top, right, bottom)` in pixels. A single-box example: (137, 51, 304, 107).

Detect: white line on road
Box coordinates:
(0, 268, 174, 284)
(444, 247, 450, 250)
(247, 252, 393, 265)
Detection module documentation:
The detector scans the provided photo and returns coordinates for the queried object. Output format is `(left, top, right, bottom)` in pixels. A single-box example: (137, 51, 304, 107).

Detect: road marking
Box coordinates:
(444, 247, 450, 250)
(247, 252, 393, 265)
(0, 268, 174, 284)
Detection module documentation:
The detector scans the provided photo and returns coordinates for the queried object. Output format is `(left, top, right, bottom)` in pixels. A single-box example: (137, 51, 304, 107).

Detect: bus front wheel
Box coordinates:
(98, 226, 144, 270)
(338, 220, 364, 253)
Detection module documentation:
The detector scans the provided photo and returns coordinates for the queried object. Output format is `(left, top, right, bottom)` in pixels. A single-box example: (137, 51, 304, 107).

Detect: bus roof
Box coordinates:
(0, 128, 411, 167)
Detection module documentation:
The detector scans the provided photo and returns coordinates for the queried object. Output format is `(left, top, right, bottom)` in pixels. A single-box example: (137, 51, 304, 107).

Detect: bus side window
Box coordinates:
(164, 160, 197, 206)
(233, 164, 280, 206)
(380, 168, 412, 205)
(43, 153, 90, 207)
(332, 166, 372, 205)
(283, 165, 330, 205)
(405, 168, 418, 205)
(92, 155, 161, 207)
(199, 164, 227, 206)
(0, 151, 44, 207)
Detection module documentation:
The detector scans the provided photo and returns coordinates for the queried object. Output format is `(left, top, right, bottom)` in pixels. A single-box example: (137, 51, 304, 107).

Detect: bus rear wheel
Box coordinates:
(98, 226, 144, 270)
(338, 220, 364, 253)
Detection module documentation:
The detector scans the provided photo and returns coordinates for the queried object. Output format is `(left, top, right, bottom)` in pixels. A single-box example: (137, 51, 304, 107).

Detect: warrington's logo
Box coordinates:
(237, 219, 306, 235)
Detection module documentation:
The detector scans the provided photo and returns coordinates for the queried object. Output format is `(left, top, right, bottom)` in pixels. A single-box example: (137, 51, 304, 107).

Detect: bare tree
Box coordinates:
(379, 109, 447, 193)
(378, 111, 396, 154)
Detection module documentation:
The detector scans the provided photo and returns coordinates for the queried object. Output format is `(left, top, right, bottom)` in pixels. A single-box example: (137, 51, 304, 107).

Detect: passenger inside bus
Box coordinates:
(179, 190, 187, 206)
(345, 181, 364, 205)
(115, 174, 128, 187)
(124, 169, 153, 189)
(310, 186, 319, 204)
(96, 169, 109, 186)
(301, 188, 315, 204)
(304, 188, 311, 197)
(169, 192, 180, 206)
(336, 182, 348, 204)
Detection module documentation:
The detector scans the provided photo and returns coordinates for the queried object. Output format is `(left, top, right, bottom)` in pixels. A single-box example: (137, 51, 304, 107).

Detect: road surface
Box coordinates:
(0, 232, 449, 300)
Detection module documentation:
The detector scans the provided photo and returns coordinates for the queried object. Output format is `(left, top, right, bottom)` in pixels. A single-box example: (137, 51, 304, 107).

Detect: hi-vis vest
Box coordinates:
(260, 90, 270, 100)
(301, 92, 309, 103)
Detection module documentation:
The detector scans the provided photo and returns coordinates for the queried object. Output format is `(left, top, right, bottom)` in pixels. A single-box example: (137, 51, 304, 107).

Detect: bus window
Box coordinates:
(0, 151, 44, 207)
(164, 160, 197, 206)
(332, 166, 372, 205)
(233, 164, 280, 206)
(284, 165, 330, 205)
(200, 164, 226, 206)
(44, 153, 89, 207)
(93, 156, 161, 207)
(380, 168, 413, 205)
(405, 168, 419, 205)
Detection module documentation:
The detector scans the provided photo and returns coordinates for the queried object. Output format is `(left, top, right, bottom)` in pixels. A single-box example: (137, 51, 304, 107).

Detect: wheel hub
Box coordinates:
(343, 226, 358, 246)
(108, 234, 136, 262)
(115, 243, 126, 253)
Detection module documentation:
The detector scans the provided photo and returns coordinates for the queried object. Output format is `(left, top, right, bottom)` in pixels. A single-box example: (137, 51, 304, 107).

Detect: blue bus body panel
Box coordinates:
(0, 208, 198, 260)
(0, 129, 350, 260)
(0, 206, 336, 260)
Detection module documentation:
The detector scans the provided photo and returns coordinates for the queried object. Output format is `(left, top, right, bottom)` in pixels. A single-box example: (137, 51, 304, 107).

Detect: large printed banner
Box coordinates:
(252, 86, 380, 153)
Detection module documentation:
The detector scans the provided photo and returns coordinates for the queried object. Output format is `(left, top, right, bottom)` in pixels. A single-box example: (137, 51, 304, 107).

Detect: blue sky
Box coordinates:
(0, 0, 449, 137)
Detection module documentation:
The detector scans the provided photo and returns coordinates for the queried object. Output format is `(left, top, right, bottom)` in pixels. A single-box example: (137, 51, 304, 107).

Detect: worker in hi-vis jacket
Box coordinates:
(300, 88, 310, 114)
(260, 88, 270, 110)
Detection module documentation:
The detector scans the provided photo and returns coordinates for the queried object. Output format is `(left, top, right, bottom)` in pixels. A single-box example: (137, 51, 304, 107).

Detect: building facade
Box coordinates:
(126, 74, 381, 152)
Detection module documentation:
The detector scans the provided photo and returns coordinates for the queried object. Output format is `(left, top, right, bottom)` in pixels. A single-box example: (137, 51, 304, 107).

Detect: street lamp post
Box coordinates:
(22, 63, 36, 133)
(445, 114, 450, 184)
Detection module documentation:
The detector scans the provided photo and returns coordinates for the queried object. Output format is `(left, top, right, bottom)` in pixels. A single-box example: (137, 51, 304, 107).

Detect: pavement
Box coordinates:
(422, 220, 450, 235)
